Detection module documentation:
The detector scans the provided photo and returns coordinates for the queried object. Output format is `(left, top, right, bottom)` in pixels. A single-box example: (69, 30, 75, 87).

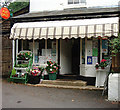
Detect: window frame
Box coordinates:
(68, 0, 86, 4)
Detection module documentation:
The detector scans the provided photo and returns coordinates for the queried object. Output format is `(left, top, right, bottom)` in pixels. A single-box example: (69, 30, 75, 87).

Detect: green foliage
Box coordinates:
(11, 68, 16, 75)
(109, 35, 120, 56)
(46, 61, 59, 73)
(15, 64, 28, 68)
(8, 1, 29, 13)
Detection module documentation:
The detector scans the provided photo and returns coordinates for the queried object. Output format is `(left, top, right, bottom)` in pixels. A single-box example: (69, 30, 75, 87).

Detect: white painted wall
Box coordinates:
(30, 0, 120, 12)
(60, 39, 72, 74)
(30, 0, 65, 12)
(87, 0, 119, 7)
(108, 73, 120, 101)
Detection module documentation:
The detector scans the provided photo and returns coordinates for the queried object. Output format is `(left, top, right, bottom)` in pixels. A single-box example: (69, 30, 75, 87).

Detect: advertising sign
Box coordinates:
(87, 56, 92, 64)
(0, 7, 10, 19)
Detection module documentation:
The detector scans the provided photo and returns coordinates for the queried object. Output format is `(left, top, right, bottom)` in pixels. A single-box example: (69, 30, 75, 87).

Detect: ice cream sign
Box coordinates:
(0, 7, 10, 19)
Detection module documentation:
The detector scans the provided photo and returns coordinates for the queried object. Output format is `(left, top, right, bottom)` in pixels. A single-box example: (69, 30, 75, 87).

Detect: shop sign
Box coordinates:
(0, 7, 10, 19)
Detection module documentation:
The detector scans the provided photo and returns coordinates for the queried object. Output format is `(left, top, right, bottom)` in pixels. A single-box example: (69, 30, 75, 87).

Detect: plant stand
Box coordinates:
(48, 73, 56, 80)
(10, 73, 28, 84)
(95, 68, 109, 88)
(10, 51, 33, 84)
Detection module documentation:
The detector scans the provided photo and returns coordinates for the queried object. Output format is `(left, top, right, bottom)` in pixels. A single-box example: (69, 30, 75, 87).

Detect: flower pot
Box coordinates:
(28, 75, 40, 84)
(101, 67, 105, 69)
(96, 67, 99, 69)
(48, 73, 56, 80)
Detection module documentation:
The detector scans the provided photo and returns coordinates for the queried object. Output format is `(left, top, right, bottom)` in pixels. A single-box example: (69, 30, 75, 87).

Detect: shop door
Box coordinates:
(72, 38, 80, 75)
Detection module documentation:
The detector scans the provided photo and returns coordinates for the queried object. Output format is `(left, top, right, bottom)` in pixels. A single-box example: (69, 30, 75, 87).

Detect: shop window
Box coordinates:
(23, 40, 29, 50)
(82, 38, 85, 64)
(102, 38, 110, 60)
(47, 39, 56, 62)
(28, 40, 33, 51)
(33, 39, 56, 64)
(92, 38, 98, 65)
(39, 40, 45, 56)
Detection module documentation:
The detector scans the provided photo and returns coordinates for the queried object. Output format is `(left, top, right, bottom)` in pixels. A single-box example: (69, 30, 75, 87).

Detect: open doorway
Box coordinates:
(71, 38, 80, 75)
(60, 38, 80, 76)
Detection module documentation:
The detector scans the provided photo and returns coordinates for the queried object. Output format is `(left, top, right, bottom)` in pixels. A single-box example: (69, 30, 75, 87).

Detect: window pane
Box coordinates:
(68, 0, 73, 4)
(82, 38, 85, 64)
(74, 0, 79, 4)
(39, 40, 45, 56)
(81, 0, 86, 3)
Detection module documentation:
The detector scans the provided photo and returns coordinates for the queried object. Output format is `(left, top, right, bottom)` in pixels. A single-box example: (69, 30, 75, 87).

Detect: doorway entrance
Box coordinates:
(71, 38, 80, 75)
(60, 38, 80, 76)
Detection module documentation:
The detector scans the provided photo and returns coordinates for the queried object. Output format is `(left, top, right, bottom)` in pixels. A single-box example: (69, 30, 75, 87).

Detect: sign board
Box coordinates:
(87, 56, 92, 64)
(0, 7, 10, 19)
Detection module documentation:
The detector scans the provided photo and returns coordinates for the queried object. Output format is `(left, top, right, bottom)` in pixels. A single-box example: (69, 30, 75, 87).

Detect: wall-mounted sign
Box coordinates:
(87, 56, 92, 64)
(0, 7, 10, 19)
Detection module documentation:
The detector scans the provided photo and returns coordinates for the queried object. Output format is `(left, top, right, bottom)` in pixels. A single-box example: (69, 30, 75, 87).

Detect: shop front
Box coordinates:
(10, 17, 118, 78)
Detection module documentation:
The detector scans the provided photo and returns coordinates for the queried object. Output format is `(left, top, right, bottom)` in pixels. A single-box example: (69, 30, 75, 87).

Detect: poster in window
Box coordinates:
(87, 40, 92, 56)
(92, 48, 98, 57)
(87, 56, 92, 64)
(39, 56, 46, 64)
(51, 49, 56, 56)
(92, 57, 98, 65)
(102, 40, 108, 55)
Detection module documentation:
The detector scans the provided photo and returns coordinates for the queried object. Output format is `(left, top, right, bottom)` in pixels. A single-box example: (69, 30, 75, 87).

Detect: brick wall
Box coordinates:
(1, 6, 29, 76)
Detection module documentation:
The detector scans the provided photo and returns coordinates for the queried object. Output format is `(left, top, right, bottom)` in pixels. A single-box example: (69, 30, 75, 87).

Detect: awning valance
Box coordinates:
(10, 17, 118, 40)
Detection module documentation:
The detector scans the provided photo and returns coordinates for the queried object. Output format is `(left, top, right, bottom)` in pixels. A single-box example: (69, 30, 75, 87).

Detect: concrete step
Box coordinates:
(41, 79, 87, 87)
(27, 83, 104, 91)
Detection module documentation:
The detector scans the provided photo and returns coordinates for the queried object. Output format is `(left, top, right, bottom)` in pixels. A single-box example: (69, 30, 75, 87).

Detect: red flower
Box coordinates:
(101, 59, 106, 62)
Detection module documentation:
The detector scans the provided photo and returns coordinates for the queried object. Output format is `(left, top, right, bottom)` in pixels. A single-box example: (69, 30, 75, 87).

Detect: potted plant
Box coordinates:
(99, 59, 108, 69)
(28, 67, 44, 84)
(95, 63, 99, 69)
(109, 35, 120, 72)
(108, 35, 120, 101)
(45, 61, 59, 80)
(17, 52, 32, 60)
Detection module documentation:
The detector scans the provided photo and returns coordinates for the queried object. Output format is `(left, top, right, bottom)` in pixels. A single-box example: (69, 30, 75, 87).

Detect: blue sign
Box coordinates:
(87, 56, 92, 64)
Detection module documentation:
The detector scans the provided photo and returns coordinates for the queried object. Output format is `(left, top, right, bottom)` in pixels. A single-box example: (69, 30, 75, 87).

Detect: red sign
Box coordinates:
(0, 7, 10, 19)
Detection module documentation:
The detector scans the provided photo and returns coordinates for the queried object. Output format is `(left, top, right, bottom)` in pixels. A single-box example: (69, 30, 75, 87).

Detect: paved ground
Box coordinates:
(2, 79, 119, 108)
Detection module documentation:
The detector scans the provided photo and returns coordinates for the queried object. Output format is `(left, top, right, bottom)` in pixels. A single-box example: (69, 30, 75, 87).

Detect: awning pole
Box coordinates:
(56, 39, 58, 63)
(21, 40, 23, 51)
(80, 38, 82, 65)
(85, 37, 87, 65)
(16, 39, 18, 58)
(12, 40, 15, 68)
(33, 40, 35, 64)
(100, 38, 102, 61)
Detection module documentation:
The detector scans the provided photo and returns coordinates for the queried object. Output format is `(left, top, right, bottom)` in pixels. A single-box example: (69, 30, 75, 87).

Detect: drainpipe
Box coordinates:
(12, 40, 15, 68)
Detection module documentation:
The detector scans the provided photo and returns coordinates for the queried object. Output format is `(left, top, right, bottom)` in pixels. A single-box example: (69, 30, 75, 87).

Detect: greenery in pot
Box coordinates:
(46, 61, 59, 73)
(95, 63, 99, 69)
(30, 67, 44, 76)
(17, 52, 32, 60)
(99, 59, 108, 69)
(109, 35, 120, 56)
(109, 35, 120, 72)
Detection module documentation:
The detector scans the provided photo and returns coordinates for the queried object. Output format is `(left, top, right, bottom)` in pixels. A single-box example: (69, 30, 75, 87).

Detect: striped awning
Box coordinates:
(10, 18, 118, 40)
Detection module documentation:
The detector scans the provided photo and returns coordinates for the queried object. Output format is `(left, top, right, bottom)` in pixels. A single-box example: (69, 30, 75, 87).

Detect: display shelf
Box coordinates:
(10, 51, 33, 84)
